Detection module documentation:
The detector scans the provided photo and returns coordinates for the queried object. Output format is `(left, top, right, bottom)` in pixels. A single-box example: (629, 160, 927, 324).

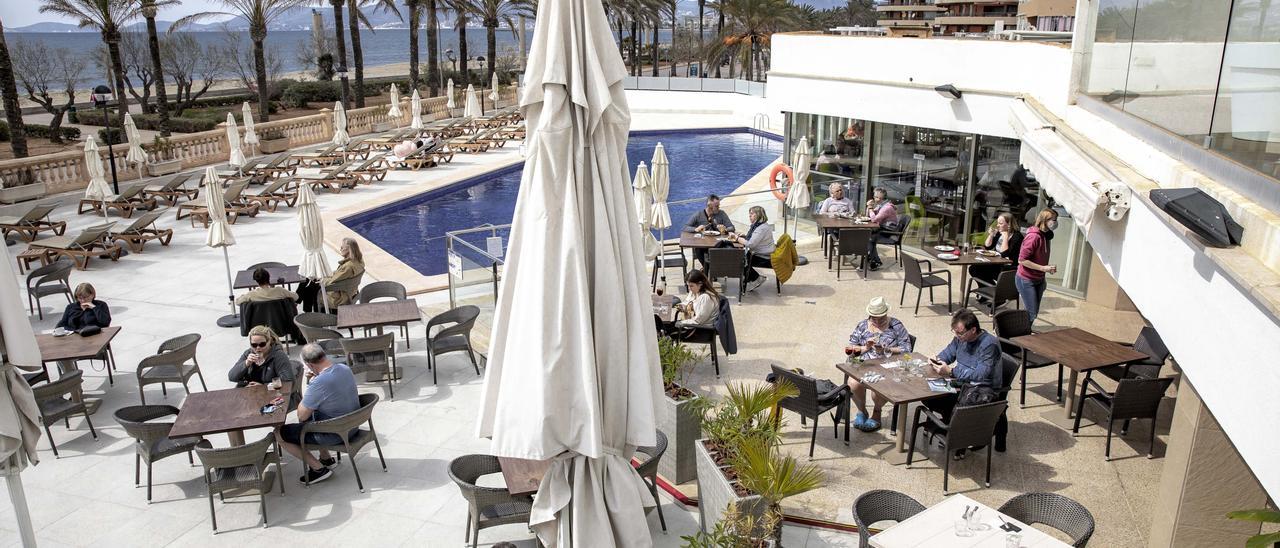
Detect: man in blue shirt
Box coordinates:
(682, 195, 736, 271)
(927, 310, 1003, 419)
(280, 344, 361, 484)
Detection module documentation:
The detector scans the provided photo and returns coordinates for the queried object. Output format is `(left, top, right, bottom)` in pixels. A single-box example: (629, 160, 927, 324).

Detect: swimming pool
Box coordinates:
(343, 128, 782, 276)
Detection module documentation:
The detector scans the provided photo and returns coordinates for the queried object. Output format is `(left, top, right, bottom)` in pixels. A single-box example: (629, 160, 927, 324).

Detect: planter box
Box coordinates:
(658, 393, 700, 484)
(695, 439, 765, 534)
(146, 159, 182, 176)
(0, 182, 47, 204)
(259, 138, 290, 154)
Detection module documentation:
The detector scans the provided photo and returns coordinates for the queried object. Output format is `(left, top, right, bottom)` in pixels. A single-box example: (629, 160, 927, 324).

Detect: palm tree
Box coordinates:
(40, 0, 139, 118)
(445, 0, 473, 85)
(348, 0, 401, 108)
(404, 0, 420, 89)
(138, 0, 177, 136)
(704, 0, 797, 81)
(174, 0, 309, 122)
(470, 0, 529, 86)
(0, 20, 29, 158)
(327, 0, 352, 107)
(697, 0, 705, 77)
(730, 437, 823, 544)
(425, 0, 440, 95)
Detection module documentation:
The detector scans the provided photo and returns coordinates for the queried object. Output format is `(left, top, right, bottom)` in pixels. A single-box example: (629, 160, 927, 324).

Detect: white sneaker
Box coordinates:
(748, 276, 767, 292)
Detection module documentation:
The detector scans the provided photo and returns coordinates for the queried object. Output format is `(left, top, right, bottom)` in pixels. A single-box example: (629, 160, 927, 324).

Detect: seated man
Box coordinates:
(865, 187, 898, 271)
(280, 344, 361, 485)
(927, 309, 1002, 423)
(681, 194, 736, 270)
(234, 267, 299, 305)
(815, 182, 855, 215)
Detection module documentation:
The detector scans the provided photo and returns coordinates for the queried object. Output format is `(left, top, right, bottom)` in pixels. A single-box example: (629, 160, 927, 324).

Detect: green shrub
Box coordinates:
(97, 127, 125, 146)
(74, 110, 219, 133)
(0, 121, 81, 142)
(281, 81, 341, 108)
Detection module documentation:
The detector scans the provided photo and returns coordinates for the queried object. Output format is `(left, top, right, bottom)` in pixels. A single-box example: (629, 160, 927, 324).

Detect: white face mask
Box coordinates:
(1047, 220, 1058, 231)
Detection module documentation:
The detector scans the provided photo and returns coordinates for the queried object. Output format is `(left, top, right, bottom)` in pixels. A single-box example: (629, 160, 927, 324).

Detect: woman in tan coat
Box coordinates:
(324, 238, 365, 307)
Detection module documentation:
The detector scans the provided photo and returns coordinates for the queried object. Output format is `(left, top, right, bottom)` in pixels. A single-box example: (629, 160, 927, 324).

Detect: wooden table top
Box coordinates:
(169, 384, 291, 439)
(835, 352, 952, 405)
(814, 214, 880, 230)
(498, 456, 552, 496)
(36, 326, 121, 362)
(870, 493, 1071, 547)
(922, 245, 1012, 268)
(652, 293, 679, 324)
(1011, 328, 1147, 373)
(335, 300, 422, 330)
(678, 231, 725, 249)
(233, 265, 304, 289)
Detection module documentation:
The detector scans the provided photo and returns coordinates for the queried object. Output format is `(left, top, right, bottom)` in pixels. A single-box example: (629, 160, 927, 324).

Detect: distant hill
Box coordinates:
(9, 22, 85, 33)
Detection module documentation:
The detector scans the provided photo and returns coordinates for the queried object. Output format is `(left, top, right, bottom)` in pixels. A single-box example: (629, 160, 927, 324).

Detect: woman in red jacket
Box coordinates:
(1015, 209, 1059, 323)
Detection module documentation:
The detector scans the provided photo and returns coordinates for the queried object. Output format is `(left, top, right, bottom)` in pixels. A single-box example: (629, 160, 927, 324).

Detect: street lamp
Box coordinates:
(90, 85, 121, 195)
(446, 48, 456, 74)
(336, 67, 350, 109)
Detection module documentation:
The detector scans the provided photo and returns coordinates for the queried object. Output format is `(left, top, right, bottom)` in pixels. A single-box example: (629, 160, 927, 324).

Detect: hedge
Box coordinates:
(97, 127, 125, 146)
(74, 110, 219, 133)
(0, 121, 81, 142)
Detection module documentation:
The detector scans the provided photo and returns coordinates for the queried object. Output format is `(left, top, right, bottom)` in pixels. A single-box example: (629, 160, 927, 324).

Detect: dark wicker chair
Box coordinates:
(852, 489, 926, 548)
(114, 405, 211, 502)
(634, 430, 669, 532)
(32, 370, 97, 458)
(992, 309, 1062, 407)
(425, 305, 481, 385)
(835, 228, 871, 280)
(194, 434, 284, 532)
(964, 269, 1019, 316)
(907, 400, 1007, 492)
(651, 240, 689, 289)
(449, 454, 535, 548)
(873, 215, 910, 267)
(706, 247, 747, 301)
(245, 261, 290, 289)
(300, 393, 387, 492)
(1073, 376, 1174, 460)
(770, 365, 851, 458)
(681, 296, 734, 377)
(358, 281, 413, 346)
(26, 259, 73, 320)
(1100, 326, 1169, 381)
(294, 312, 345, 354)
(900, 256, 952, 316)
(136, 333, 208, 404)
(340, 334, 397, 399)
(998, 492, 1095, 547)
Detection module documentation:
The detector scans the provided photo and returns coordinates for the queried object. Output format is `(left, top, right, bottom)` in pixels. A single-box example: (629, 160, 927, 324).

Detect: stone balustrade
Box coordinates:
(0, 87, 519, 195)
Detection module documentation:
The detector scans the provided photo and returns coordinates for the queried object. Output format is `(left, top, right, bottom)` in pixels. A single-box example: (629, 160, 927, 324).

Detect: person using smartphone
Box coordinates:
(228, 326, 298, 409)
(844, 297, 913, 433)
(926, 310, 1003, 422)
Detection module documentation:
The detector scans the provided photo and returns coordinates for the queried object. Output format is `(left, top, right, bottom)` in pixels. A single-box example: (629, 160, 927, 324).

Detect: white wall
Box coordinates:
(624, 89, 783, 133)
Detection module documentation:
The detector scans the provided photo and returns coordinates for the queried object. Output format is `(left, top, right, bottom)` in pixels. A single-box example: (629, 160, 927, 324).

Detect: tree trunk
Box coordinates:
(630, 19, 639, 77)
(715, 8, 724, 77)
(670, 3, 677, 77)
(105, 35, 129, 117)
(458, 15, 470, 85)
(427, 0, 440, 95)
(485, 19, 496, 86)
(144, 10, 170, 136)
(348, 0, 366, 108)
(253, 35, 270, 122)
(332, 0, 352, 108)
(47, 109, 68, 144)
(0, 21, 28, 158)
(408, 0, 420, 89)
(698, 0, 705, 77)
(650, 24, 658, 77)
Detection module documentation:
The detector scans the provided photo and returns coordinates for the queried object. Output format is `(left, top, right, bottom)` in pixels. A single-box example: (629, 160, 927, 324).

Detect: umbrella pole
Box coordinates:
(3, 466, 36, 548)
(320, 280, 330, 313)
(216, 246, 241, 328)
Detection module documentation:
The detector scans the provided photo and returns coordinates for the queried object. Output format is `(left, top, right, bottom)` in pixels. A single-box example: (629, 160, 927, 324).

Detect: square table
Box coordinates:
(836, 352, 951, 464)
(170, 383, 292, 446)
(1010, 328, 1148, 428)
(233, 265, 304, 290)
(36, 326, 122, 409)
(921, 245, 1012, 300)
(497, 456, 552, 496)
(652, 293, 679, 324)
(678, 231, 721, 249)
(335, 300, 422, 333)
(869, 493, 1072, 547)
(814, 214, 879, 266)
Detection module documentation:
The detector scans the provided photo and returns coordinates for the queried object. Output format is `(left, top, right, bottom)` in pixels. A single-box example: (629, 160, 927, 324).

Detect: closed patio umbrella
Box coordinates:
(332, 101, 350, 147)
(296, 184, 332, 311)
(632, 162, 659, 261)
(123, 113, 147, 180)
(649, 143, 672, 286)
(446, 78, 455, 114)
(410, 89, 424, 130)
(464, 84, 481, 118)
(489, 72, 500, 110)
(226, 113, 246, 175)
(241, 102, 259, 155)
(0, 241, 44, 548)
(477, 0, 660, 545)
(387, 83, 403, 126)
(203, 166, 240, 328)
(83, 137, 111, 217)
(785, 135, 811, 238)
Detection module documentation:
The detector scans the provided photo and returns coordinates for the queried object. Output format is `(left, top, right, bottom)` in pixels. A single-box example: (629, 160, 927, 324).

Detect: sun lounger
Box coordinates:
(294, 160, 359, 193)
(475, 127, 511, 148)
(393, 141, 449, 170)
(179, 179, 261, 226)
(426, 117, 473, 139)
(244, 177, 299, 212)
(248, 153, 300, 180)
(77, 182, 159, 218)
(0, 202, 67, 241)
(27, 222, 122, 270)
(141, 172, 201, 206)
(336, 135, 372, 161)
(344, 154, 392, 183)
(366, 128, 416, 150)
(108, 209, 173, 253)
(289, 143, 343, 167)
(447, 129, 495, 153)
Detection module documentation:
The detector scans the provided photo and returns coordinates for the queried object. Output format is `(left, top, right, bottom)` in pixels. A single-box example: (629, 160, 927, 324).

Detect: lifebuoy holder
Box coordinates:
(769, 163, 794, 201)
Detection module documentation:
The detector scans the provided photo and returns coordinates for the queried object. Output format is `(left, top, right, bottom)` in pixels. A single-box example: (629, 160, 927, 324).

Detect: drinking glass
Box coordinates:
(270, 377, 282, 391)
(967, 509, 991, 532)
(1005, 533, 1023, 547)
(953, 519, 973, 537)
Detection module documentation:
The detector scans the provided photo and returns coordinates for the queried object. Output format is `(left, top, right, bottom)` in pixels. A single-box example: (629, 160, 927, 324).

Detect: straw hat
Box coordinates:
(866, 296, 890, 317)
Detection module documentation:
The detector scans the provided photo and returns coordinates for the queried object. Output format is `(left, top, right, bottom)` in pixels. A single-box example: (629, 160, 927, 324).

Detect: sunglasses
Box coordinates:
(249, 341, 269, 348)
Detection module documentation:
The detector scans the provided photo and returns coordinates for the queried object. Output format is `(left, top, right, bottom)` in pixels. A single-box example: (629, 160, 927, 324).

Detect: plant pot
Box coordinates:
(259, 137, 290, 154)
(658, 392, 700, 484)
(146, 159, 182, 176)
(695, 439, 765, 534)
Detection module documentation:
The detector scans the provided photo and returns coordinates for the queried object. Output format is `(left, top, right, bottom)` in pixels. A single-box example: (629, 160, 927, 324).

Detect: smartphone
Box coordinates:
(260, 404, 277, 415)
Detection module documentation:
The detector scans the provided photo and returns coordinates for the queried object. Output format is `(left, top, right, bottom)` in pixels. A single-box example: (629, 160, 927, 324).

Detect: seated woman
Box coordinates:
(228, 326, 299, 408)
(234, 267, 299, 305)
(672, 270, 719, 333)
(844, 296, 913, 432)
(969, 212, 1023, 287)
(56, 283, 111, 332)
(323, 238, 365, 308)
(730, 206, 775, 292)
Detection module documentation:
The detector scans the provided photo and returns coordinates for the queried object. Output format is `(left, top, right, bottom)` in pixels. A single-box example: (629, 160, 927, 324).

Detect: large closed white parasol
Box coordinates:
(296, 183, 333, 311)
(446, 78, 455, 113)
(332, 101, 350, 147)
(387, 83, 402, 126)
(203, 166, 239, 327)
(123, 113, 147, 180)
(463, 84, 481, 118)
(489, 72, 500, 110)
(226, 113, 246, 174)
(632, 161, 659, 261)
(410, 88, 424, 130)
(83, 137, 111, 216)
(785, 135, 812, 238)
(477, 0, 660, 545)
(0, 240, 44, 548)
(241, 102, 259, 155)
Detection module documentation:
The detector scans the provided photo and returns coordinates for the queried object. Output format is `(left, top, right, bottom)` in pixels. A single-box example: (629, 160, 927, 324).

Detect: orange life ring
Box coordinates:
(769, 163, 793, 201)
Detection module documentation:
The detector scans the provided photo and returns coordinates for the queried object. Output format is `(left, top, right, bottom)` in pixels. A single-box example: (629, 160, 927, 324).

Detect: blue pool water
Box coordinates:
(342, 128, 782, 276)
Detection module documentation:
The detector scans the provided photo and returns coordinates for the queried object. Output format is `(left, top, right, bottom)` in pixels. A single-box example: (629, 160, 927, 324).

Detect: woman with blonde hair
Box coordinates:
(323, 238, 366, 307)
(229, 326, 297, 403)
(56, 283, 111, 331)
(731, 205, 775, 292)
(1016, 208, 1059, 323)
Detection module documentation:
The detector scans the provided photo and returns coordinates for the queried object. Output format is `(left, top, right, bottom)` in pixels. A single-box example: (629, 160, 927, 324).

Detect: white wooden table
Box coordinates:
(870, 494, 1073, 548)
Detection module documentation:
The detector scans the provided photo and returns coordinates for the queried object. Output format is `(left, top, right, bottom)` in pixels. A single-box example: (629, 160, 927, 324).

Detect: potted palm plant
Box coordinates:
(658, 336, 703, 484)
(146, 136, 182, 176)
(258, 129, 290, 154)
(682, 502, 781, 548)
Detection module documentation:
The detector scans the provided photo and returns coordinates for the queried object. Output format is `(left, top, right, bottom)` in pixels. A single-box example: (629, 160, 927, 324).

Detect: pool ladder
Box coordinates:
(751, 113, 771, 148)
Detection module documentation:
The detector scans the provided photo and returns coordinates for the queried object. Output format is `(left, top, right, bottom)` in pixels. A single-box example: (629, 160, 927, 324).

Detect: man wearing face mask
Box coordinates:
(1015, 209, 1059, 323)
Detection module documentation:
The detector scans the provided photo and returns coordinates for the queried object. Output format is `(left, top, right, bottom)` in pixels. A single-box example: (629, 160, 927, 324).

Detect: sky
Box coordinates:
(2, 1, 231, 28)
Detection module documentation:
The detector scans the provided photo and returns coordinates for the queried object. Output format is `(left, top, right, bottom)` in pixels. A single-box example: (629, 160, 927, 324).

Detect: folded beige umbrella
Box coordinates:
(0, 241, 45, 547)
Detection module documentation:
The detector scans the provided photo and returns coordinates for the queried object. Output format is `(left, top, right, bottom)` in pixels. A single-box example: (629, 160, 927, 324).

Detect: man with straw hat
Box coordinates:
(843, 296, 914, 432)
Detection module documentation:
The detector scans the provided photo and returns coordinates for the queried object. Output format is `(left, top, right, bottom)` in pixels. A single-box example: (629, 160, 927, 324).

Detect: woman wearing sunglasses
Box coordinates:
(229, 326, 297, 406)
